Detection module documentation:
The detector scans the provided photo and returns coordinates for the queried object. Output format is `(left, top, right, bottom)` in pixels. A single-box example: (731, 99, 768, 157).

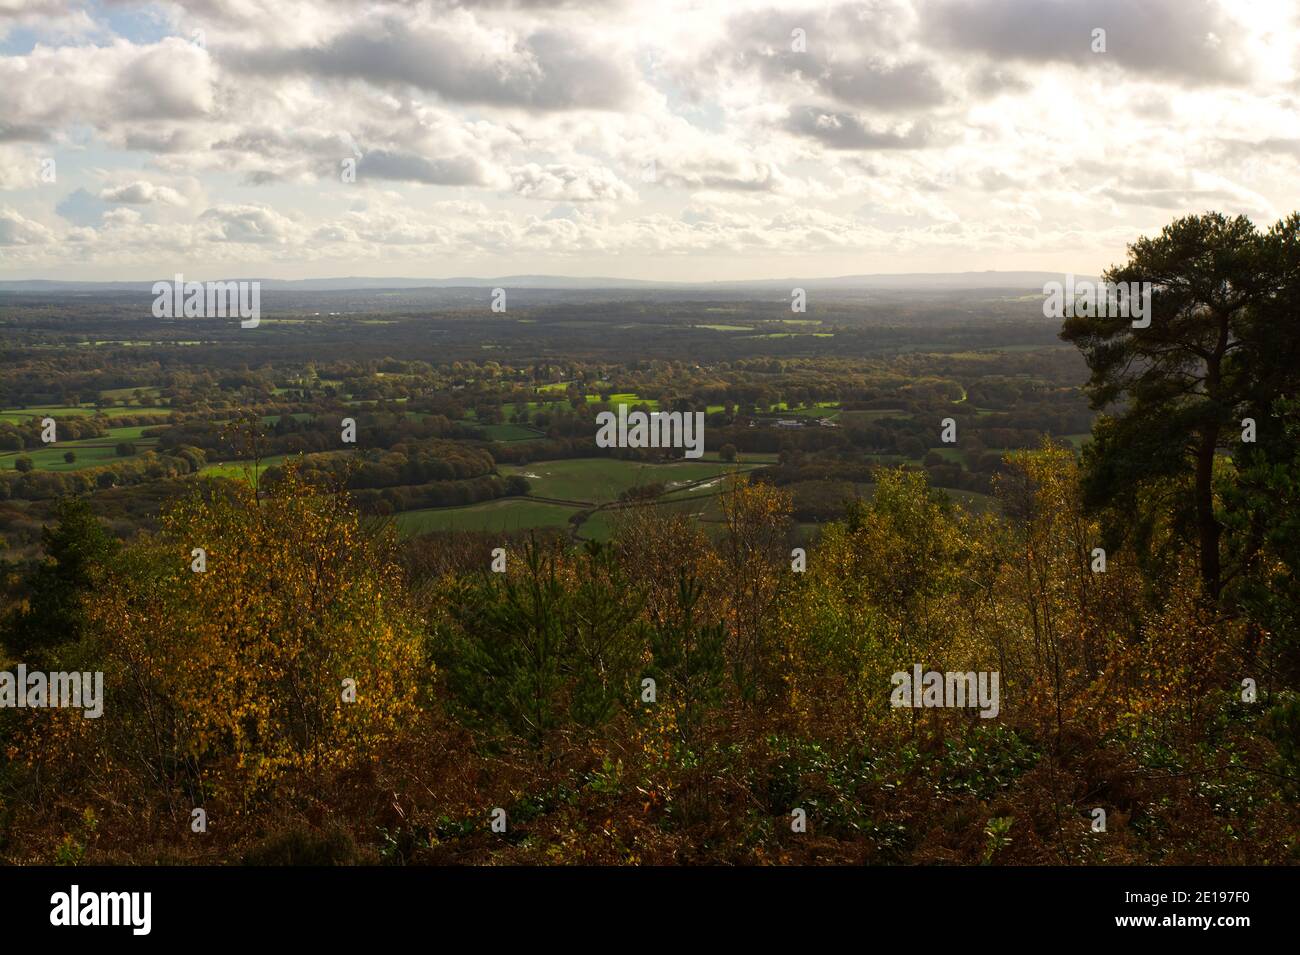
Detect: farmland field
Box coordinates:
(200, 455, 289, 480)
(500, 457, 756, 504)
(396, 498, 576, 534)
(393, 457, 764, 540)
(0, 425, 163, 471)
(0, 404, 173, 422)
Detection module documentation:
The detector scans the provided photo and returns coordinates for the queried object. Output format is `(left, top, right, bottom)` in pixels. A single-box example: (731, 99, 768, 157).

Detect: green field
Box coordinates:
(592, 393, 659, 411)
(0, 406, 99, 422)
(394, 456, 759, 540)
(104, 406, 172, 417)
(495, 400, 561, 419)
(0, 425, 163, 471)
(97, 425, 157, 440)
(100, 386, 162, 401)
(502, 457, 755, 505)
(479, 392, 659, 423)
(393, 456, 997, 541)
(200, 455, 288, 480)
(0, 404, 172, 423)
(4, 444, 133, 472)
(760, 402, 841, 418)
(397, 498, 576, 535)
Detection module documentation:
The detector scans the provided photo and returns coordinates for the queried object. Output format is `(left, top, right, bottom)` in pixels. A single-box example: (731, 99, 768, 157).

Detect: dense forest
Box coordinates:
(0, 213, 1297, 865)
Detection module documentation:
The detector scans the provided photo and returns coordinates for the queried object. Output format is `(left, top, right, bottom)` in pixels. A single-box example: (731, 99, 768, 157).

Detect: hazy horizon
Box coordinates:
(0, 268, 1096, 291)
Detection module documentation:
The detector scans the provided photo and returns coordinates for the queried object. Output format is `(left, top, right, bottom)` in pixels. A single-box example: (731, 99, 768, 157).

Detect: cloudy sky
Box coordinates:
(1, 0, 1297, 282)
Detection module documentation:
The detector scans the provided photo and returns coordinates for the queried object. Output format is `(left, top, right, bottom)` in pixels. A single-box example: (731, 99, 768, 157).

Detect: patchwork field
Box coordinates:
(100, 386, 163, 401)
(396, 498, 576, 535)
(393, 468, 996, 543)
(389, 455, 762, 540)
(0, 425, 162, 471)
(0, 404, 173, 423)
(199, 455, 289, 480)
(500, 456, 757, 505)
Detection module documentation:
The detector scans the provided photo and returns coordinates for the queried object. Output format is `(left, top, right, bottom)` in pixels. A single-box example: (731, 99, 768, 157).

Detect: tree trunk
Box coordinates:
(1196, 309, 1230, 601)
(1195, 426, 1221, 599)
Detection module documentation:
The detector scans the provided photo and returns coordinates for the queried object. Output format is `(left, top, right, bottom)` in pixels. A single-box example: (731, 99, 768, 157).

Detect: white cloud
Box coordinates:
(0, 0, 1297, 279)
(199, 203, 301, 243)
(99, 181, 189, 206)
(510, 164, 635, 202)
(0, 208, 55, 245)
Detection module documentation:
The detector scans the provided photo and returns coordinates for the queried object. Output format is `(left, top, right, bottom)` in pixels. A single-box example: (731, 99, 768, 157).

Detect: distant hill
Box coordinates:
(0, 271, 1088, 294)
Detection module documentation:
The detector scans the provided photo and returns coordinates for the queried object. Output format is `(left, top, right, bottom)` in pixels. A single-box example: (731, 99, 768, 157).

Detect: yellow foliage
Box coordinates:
(45, 466, 425, 807)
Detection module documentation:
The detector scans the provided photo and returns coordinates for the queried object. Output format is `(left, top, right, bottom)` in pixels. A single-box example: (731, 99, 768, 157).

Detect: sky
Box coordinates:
(0, 0, 1297, 282)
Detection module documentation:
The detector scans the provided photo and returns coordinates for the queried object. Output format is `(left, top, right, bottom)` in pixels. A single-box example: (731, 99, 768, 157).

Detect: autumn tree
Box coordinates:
(719, 478, 793, 705)
(52, 467, 424, 813)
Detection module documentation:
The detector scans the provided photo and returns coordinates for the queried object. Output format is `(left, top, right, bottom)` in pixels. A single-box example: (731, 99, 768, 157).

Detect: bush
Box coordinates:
(30, 466, 425, 809)
(242, 823, 359, 866)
